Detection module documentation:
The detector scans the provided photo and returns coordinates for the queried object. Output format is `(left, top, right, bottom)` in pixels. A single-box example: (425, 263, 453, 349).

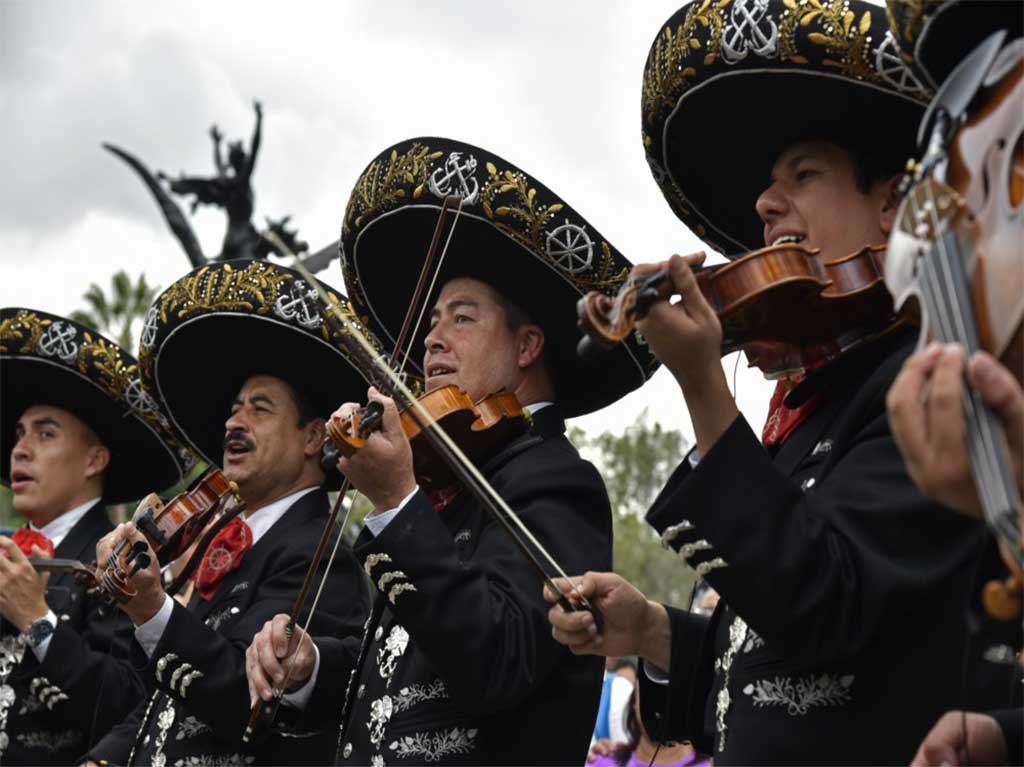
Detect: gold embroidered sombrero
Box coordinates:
(642, 0, 935, 256)
(1, 308, 195, 503)
(138, 260, 383, 486)
(887, 0, 1022, 90)
(339, 137, 660, 417)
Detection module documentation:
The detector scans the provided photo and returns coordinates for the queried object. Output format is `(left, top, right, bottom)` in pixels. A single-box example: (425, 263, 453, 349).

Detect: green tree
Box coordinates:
(569, 412, 697, 608)
(70, 270, 159, 351)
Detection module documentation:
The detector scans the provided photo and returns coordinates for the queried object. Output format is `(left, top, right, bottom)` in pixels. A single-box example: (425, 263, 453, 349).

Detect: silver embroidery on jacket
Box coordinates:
(368, 695, 394, 746)
(714, 614, 748, 754)
(377, 626, 409, 680)
(172, 755, 256, 767)
(387, 582, 417, 605)
(14, 729, 80, 752)
(743, 673, 854, 715)
(392, 679, 448, 713)
(0, 635, 27, 759)
(175, 714, 212, 741)
(377, 570, 408, 592)
(660, 520, 694, 548)
(695, 557, 728, 577)
(364, 553, 393, 578)
(151, 698, 177, 767)
(388, 726, 479, 760)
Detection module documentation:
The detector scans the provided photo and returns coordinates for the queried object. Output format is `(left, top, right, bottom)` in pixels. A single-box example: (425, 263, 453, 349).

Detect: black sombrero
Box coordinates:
(1, 308, 194, 503)
(138, 260, 382, 489)
(642, 0, 935, 256)
(339, 137, 659, 418)
(887, 0, 1022, 90)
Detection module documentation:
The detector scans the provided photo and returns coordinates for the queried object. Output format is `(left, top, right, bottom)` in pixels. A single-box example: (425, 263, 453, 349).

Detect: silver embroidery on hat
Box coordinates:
(428, 152, 480, 204)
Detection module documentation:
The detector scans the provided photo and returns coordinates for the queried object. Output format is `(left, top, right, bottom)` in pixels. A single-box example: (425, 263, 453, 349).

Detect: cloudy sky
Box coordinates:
(0, 1, 790, 443)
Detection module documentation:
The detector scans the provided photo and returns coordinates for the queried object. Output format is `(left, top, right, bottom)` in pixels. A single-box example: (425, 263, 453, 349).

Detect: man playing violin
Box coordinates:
(0, 307, 191, 766)
(245, 137, 658, 765)
(547, 1, 1019, 763)
(83, 260, 370, 767)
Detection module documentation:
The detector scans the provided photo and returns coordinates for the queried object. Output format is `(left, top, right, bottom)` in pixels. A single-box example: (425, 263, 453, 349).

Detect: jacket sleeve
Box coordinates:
(646, 411, 985, 664)
(14, 600, 146, 748)
(355, 443, 612, 715)
(296, 634, 366, 729)
(138, 531, 369, 743)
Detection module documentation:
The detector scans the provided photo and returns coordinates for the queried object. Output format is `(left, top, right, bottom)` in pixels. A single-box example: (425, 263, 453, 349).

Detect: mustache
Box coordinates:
(223, 430, 256, 452)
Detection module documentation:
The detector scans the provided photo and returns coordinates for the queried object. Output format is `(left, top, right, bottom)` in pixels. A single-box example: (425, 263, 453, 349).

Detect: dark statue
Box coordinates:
(104, 100, 329, 271)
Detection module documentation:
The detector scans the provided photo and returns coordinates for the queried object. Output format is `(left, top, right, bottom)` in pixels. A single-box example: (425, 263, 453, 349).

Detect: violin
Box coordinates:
(95, 468, 244, 605)
(885, 31, 1023, 617)
(577, 242, 900, 376)
(325, 385, 529, 490)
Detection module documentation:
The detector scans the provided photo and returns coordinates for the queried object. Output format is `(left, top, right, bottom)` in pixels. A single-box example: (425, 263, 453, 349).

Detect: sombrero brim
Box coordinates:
(663, 70, 925, 254)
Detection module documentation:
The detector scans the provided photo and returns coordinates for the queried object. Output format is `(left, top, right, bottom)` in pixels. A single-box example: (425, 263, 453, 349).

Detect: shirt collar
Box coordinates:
(31, 497, 100, 549)
(245, 486, 318, 545)
(525, 401, 554, 415)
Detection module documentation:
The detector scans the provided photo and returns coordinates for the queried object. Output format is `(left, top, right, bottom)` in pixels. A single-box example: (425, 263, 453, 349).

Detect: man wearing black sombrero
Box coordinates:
(547, 0, 1019, 762)
(0, 307, 192, 765)
(83, 260, 371, 767)
(244, 138, 658, 765)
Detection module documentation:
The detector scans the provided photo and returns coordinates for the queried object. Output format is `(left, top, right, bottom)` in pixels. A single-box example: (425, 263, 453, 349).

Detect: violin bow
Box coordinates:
(243, 196, 467, 741)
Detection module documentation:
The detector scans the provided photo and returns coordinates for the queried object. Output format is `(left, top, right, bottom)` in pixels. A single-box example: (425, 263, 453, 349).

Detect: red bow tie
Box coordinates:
(11, 528, 55, 558)
(193, 516, 253, 600)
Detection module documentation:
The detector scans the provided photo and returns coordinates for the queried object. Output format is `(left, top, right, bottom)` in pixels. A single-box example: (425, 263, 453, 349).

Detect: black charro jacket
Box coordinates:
(639, 329, 1021, 765)
(89, 488, 370, 767)
(0, 503, 144, 766)
(303, 406, 612, 766)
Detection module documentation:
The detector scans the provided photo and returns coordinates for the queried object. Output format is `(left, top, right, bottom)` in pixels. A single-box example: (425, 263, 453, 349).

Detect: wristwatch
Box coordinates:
(24, 612, 56, 648)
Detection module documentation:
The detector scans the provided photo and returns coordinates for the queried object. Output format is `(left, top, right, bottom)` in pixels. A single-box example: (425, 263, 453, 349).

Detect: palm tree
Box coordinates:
(70, 271, 159, 351)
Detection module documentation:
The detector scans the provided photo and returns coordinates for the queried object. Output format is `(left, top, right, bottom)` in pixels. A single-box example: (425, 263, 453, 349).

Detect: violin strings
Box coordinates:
(913, 182, 1019, 549)
(397, 197, 464, 379)
(286, 249, 586, 594)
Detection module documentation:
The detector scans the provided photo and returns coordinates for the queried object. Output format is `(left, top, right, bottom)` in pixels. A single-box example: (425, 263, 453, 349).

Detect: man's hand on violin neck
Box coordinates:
(246, 614, 314, 707)
(634, 253, 738, 455)
(0, 537, 51, 632)
(544, 572, 672, 670)
(96, 523, 166, 626)
(333, 389, 417, 511)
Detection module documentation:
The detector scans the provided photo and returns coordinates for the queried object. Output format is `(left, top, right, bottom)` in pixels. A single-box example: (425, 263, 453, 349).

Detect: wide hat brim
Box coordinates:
(642, 0, 934, 256)
(340, 138, 659, 418)
(1, 308, 191, 503)
(888, 0, 1023, 90)
(140, 260, 381, 490)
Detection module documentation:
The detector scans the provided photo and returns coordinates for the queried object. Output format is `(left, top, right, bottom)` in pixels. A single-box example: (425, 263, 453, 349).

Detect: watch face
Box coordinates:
(27, 618, 54, 647)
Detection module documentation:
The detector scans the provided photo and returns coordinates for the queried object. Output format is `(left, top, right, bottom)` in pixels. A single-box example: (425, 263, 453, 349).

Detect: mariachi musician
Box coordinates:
(0, 307, 192, 765)
(547, 0, 1020, 762)
(245, 138, 659, 765)
(84, 261, 371, 767)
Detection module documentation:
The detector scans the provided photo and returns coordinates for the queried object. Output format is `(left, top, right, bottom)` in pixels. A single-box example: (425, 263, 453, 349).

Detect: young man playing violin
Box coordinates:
(547, 1, 1019, 763)
(0, 307, 190, 766)
(244, 137, 658, 765)
(82, 260, 370, 767)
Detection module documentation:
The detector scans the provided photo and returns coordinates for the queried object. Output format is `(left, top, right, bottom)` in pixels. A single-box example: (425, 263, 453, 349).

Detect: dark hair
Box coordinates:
(279, 379, 320, 428)
(845, 143, 904, 194)
(612, 687, 642, 767)
(492, 289, 532, 333)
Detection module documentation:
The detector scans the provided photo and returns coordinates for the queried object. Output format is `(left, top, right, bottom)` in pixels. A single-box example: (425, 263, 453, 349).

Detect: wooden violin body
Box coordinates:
(578, 242, 898, 376)
(96, 469, 243, 604)
(326, 385, 529, 490)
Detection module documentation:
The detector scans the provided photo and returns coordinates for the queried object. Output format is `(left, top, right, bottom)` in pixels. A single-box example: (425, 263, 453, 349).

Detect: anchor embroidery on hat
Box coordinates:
(721, 0, 778, 64)
(274, 280, 321, 329)
(36, 321, 79, 364)
(428, 152, 480, 204)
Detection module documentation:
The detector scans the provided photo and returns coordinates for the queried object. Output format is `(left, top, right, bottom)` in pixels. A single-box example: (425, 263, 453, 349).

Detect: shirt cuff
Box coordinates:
(642, 659, 670, 686)
(687, 447, 701, 470)
(28, 610, 58, 662)
(364, 486, 420, 538)
(134, 594, 173, 657)
(281, 640, 321, 710)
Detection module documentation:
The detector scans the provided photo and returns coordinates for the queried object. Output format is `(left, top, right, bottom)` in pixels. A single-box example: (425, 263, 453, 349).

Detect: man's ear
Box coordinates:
(84, 444, 111, 480)
(304, 418, 327, 458)
(517, 325, 546, 369)
(878, 174, 903, 236)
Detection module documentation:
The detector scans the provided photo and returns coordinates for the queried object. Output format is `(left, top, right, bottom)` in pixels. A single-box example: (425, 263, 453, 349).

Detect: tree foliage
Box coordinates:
(569, 412, 698, 608)
(70, 270, 159, 351)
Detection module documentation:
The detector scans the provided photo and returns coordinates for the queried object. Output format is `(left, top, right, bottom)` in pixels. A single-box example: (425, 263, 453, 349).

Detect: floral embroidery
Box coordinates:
(743, 673, 855, 715)
(173, 755, 255, 767)
(392, 679, 449, 713)
(14, 729, 80, 752)
(0, 635, 26, 760)
(714, 614, 748, 753)
(371, 756, 385, 767)
(151, 698, 177, 767)
(368, 695, 394, 746)
(389, 727, 479, 761)
(377, 625, 409, 680)
(175, 715, 212, 741)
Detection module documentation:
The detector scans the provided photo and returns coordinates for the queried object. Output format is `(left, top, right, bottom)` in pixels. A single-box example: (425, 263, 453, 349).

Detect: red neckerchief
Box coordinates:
(193, 515, 253, 600)
(11, 528, 55, 558)
(428, 485, 462, 513)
